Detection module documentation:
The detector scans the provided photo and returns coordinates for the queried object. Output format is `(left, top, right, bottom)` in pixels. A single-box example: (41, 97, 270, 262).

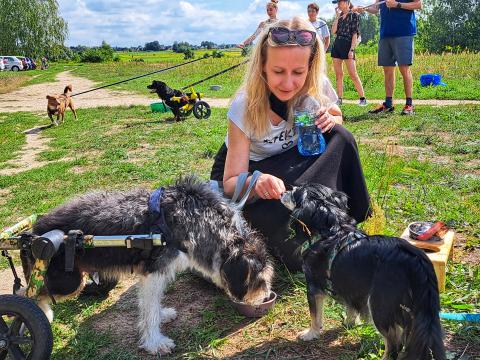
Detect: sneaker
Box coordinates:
(336, 98, 343, 106)
(368, 103, 394, 114)
(358, 98, 368, 106)
(401, 104, 415, 115)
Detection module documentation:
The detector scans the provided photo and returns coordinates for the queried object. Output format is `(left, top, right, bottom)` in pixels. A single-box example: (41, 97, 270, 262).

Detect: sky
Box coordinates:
(59, 0, 373, 47)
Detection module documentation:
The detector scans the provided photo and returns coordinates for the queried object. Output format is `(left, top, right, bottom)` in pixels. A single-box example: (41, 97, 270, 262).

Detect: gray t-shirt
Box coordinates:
(311, 19, 330, 40)
(226, 77, 338, 161)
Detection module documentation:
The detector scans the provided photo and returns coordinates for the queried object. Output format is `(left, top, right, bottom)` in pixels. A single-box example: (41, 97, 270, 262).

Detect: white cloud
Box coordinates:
(59, 0, 374, 47)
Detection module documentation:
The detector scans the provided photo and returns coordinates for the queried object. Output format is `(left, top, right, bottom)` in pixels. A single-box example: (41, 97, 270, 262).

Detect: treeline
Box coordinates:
(1, 0, 479, 61)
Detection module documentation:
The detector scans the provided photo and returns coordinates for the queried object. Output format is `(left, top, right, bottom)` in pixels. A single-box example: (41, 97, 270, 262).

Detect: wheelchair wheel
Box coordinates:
(178, 107, 193, 119)
(0, 294, 53, 360)
(193, 101, 211, 119)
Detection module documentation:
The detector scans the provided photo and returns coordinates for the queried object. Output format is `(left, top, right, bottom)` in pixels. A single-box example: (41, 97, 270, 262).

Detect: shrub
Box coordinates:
(184, 48, 195, 59)
(79, 41, 116, 63)
(211, 50, 224, 58)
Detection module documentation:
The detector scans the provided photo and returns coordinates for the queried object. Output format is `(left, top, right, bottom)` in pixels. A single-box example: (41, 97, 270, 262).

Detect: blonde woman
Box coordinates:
(238, 0, 279, 48)
(211, 17, 370, 271)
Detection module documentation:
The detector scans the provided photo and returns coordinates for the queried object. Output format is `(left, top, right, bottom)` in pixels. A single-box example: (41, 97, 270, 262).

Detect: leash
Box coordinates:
(70, 57, 206, 97)
(180, 60, 249, 90)
(440, 312, 480, 323)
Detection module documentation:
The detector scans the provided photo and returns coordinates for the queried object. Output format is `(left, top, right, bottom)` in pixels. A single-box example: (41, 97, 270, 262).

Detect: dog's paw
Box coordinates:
(160, 307, 177, 323)
(140, 334, 175, 355)
(298, 328, 321, 341)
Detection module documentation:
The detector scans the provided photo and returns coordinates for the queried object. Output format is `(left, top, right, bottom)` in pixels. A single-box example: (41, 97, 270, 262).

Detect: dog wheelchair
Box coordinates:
(170, 85, 211, 120)
(0, 215, 166, 359)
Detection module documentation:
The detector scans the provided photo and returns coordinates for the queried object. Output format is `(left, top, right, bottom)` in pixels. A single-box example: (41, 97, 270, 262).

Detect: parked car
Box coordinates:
(0, 57, 5, 71)
(2, 56, 24, 71)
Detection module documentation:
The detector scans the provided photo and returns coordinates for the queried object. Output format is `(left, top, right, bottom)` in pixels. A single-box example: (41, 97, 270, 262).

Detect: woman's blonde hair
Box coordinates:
(239, 16, 328, 139)
(267, 0, 279, 9)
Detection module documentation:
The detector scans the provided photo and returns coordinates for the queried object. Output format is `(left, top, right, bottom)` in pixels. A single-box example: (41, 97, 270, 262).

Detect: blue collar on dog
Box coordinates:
(149, 187, 172, 241)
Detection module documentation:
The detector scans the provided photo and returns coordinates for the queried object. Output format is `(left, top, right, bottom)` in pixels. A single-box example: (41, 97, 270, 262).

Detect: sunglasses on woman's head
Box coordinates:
(268, 27, 316, 46)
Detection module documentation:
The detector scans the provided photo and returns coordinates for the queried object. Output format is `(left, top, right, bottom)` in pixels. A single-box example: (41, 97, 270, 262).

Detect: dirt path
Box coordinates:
(1, 71, 479, 113)
(0, 71, 228, 113)
(0, 125, 54, 176)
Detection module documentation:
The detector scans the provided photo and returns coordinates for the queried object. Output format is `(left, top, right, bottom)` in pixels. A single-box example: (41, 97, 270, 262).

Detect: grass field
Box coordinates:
(0, 102, 479, 358)
(2, 50, 480, 100)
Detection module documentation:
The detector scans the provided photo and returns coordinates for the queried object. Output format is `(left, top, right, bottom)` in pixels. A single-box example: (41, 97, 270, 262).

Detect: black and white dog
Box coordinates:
(280, 184, 446, 360)
(21, 176, 273, 355)
(147, 80, 190, 121)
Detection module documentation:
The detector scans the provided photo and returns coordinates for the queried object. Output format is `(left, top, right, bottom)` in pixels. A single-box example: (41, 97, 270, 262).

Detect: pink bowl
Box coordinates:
(232, 291, 277, 317)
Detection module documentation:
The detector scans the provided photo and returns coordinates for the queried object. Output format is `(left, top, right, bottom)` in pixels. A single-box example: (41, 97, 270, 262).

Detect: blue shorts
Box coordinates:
(378, 36, 414, 66)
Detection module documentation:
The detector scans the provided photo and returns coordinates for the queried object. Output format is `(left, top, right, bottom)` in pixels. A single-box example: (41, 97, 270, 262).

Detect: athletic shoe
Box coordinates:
(401, 104, 415, 115)
(358, 98, 368, 106)
(368, 103, 394, 114)
(336, 98, 343, 106)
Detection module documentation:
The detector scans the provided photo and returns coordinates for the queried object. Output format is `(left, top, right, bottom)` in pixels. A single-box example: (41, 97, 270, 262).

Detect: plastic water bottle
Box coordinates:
(294, 96, 326, 156)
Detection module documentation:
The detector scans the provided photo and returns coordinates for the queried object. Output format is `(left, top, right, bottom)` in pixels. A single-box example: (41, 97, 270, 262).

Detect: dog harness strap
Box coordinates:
(325, 230, 366, 296)
(149, 187, 172, 241)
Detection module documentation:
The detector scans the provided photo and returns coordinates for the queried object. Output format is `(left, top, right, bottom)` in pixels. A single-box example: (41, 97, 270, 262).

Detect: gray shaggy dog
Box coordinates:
(21, 176, 273, 355)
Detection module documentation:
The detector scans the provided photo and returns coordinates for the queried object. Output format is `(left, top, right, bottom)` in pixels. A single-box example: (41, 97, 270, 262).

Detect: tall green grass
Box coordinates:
(2, 50, 479, 100)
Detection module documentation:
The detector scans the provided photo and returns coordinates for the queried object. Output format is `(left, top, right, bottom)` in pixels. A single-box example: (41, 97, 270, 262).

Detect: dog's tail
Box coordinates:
(63, 84, 73, 94)
(402, 246, 446, 360)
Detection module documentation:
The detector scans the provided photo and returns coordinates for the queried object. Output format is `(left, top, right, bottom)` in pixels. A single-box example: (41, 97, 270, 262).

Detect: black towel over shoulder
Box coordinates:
(210, 124, 370, 271)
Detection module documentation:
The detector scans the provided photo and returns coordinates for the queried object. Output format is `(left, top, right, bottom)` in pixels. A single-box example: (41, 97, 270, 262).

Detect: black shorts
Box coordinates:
(331, 37, 355, 60)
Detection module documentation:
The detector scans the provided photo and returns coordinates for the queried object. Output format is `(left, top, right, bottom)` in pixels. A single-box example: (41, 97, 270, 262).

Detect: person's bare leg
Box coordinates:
(346, 59, 365, 98)
(333, 58, 344, 99)
(384, 66, 396, 99)
(398, 65, 413, 100)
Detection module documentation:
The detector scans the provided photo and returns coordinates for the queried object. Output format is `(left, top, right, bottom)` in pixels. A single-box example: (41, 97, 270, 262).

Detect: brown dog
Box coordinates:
(46, 84, 77, 125)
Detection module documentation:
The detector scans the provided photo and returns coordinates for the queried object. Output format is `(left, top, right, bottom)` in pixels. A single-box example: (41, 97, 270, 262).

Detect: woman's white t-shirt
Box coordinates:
(226, 77, 338, 161)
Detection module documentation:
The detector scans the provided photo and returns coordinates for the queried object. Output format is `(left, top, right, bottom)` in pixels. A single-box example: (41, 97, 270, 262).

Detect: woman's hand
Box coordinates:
(386, 0, 397, 8)
(352, 6, 365, 13)
(335, 6, 342, 17)
(348, 49, 355, 59)
(255, 173, 286, 200)
(315, 107, 337, 133)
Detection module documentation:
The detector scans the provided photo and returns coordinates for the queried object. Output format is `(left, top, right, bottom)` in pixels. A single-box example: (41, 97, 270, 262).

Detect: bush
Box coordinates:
(184, 48, 195, 59)
(211, 50, 224, 58)
(79, 41, 116, 63)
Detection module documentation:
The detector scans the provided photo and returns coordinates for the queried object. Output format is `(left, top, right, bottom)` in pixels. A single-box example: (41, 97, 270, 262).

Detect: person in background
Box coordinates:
(331, 0, 367, 106)
(238, 0, 279, 48)
(211, 17, 370, 271)
(355, 0, 422, 115)
(307, 2, 330, 51)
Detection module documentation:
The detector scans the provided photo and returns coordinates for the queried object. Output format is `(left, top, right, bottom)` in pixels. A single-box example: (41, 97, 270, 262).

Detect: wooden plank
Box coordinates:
(400, 227, 455, 292)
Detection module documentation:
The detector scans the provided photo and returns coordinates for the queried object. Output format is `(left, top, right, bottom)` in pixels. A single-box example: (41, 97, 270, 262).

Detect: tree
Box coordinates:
(0, 0, 68, 58)
(201, 41, 216, 49)
(358, 13, 379, 44)
(419, 0, 480, 52)
(144, 41, 161, 51)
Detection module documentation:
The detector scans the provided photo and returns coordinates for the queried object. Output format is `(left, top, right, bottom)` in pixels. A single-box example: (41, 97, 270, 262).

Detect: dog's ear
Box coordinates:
(221, 253, 250, 301)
